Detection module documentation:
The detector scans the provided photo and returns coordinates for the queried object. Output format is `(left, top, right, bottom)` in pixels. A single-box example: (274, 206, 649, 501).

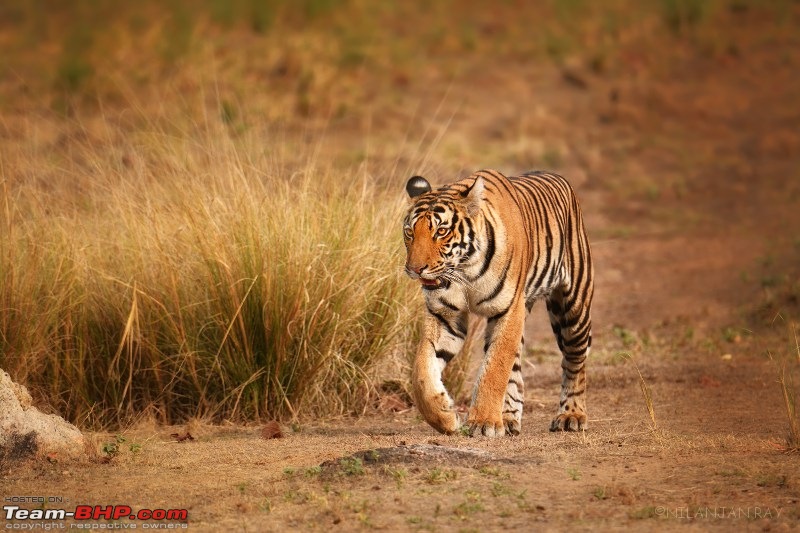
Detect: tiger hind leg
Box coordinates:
(547, 289, 592, 431)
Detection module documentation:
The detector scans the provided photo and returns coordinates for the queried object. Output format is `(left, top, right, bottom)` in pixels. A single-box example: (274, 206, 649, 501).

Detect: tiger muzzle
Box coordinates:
(406, 263, 451, 290)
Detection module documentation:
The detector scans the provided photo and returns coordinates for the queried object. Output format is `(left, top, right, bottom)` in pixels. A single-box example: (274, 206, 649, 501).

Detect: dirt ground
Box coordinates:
(4, 5, 800, 532)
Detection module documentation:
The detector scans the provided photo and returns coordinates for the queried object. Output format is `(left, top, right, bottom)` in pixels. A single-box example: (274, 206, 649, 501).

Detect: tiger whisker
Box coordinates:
(442, 268, 476, 291)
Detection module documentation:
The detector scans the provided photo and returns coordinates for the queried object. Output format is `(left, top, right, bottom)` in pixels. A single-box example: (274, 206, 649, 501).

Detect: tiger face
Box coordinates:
(403, 175, 482, 290)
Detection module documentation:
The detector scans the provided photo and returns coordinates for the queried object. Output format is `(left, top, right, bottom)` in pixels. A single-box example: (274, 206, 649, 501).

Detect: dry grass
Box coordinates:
(0, 109, 418, 429)
(618, 352, 658, 434)
(767, 321, 800, 451)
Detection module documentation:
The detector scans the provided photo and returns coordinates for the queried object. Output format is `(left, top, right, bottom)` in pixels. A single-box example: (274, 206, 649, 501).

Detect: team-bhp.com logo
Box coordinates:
(4, 504, 188, 528)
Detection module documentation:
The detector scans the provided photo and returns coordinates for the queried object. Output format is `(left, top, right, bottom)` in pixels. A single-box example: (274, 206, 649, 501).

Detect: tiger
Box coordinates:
(402, 168, 594, 436)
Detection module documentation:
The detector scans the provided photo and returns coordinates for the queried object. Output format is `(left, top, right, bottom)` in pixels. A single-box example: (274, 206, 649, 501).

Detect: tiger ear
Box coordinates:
(406, 176, 431, 198)
(462, 176, 484, 216)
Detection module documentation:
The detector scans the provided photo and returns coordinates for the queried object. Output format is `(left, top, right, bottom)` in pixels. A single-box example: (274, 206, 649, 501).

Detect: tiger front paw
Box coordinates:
(416, 391, 462, 435)
(549, 410, 588, 432)
(466, 410, 506, 438)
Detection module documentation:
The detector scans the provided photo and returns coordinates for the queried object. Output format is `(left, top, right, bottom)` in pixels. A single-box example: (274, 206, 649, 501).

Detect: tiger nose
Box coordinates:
(406, 263, 426, 275)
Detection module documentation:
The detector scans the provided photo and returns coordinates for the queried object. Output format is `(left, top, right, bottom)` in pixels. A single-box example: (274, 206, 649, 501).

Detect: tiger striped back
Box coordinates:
(403, 169, 594, 436)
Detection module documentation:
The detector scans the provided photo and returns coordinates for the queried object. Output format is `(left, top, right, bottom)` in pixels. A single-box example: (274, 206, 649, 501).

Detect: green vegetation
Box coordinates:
(339, 457, 366, 476)
(100, 434, 142, 459)
(383, 466, 407, 487)
(425, 467, 458, 484)
(567, 467, 581, 481)
(629, 505, 659, 519)
(453, 499, 484, 518)
(305, 465, 322, 478)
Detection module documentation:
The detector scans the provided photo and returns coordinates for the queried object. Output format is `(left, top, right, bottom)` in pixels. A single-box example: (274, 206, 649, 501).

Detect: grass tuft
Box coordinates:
(767, 321, 800, 451)
(0, 112, 417, 429)
(619, 352, 657, 433)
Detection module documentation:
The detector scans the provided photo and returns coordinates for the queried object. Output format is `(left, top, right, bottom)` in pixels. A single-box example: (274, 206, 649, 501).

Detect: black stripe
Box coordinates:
(488, 305, 510, 322)
(525, 267, 539, 294)
(476, 221, 496, 278)
(530, 235, 553, 293)
(455, 316, 468, 337)
(429, 310, 463, 339)
(463, 218, 475, 254)
(563, 347, 589, 359)
(562, 366, 579, 377)
(435, 349, 455, 363)
(439, 298, 460, 311)
(562, 312, 587, 330)
(477, 258, 511, 306)
(504, 392, 524, 404)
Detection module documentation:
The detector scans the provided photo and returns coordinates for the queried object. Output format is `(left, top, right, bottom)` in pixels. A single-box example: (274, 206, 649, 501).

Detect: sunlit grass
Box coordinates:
(0, 112, 417, 429)
(767, 320, 800, 452)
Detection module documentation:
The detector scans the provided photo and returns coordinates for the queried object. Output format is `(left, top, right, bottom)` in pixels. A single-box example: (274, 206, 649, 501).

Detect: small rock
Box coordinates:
(261, 421, 283, 440)
(170, 432, 195, 442)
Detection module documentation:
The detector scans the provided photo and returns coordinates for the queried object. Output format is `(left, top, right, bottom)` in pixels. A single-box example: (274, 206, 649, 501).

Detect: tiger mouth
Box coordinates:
(420, 277, 451, 290)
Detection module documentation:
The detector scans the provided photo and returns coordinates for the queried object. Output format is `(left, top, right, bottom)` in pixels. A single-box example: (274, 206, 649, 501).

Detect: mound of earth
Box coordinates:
(323, 443, 497, 469)
(0, 369, 87, 464)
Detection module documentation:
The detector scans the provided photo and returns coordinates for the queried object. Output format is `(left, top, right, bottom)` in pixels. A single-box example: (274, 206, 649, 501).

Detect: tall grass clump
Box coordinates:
(0, 113, 417, 429)
(767, 321, 800, 452)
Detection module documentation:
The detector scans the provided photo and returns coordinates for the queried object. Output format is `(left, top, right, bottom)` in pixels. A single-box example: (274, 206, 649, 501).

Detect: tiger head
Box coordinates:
(402, 175, 483, 290)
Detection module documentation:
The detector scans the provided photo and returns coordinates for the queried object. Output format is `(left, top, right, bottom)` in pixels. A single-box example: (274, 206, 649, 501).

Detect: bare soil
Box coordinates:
(4, 6, 800, 532)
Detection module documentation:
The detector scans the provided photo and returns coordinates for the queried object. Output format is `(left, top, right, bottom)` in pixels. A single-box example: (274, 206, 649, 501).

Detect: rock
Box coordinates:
(0, 369, 86, 463)
(260, 421, 284, 440)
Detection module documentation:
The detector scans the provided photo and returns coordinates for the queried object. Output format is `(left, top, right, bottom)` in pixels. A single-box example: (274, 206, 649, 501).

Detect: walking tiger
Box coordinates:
(403, 169, 594, 436)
